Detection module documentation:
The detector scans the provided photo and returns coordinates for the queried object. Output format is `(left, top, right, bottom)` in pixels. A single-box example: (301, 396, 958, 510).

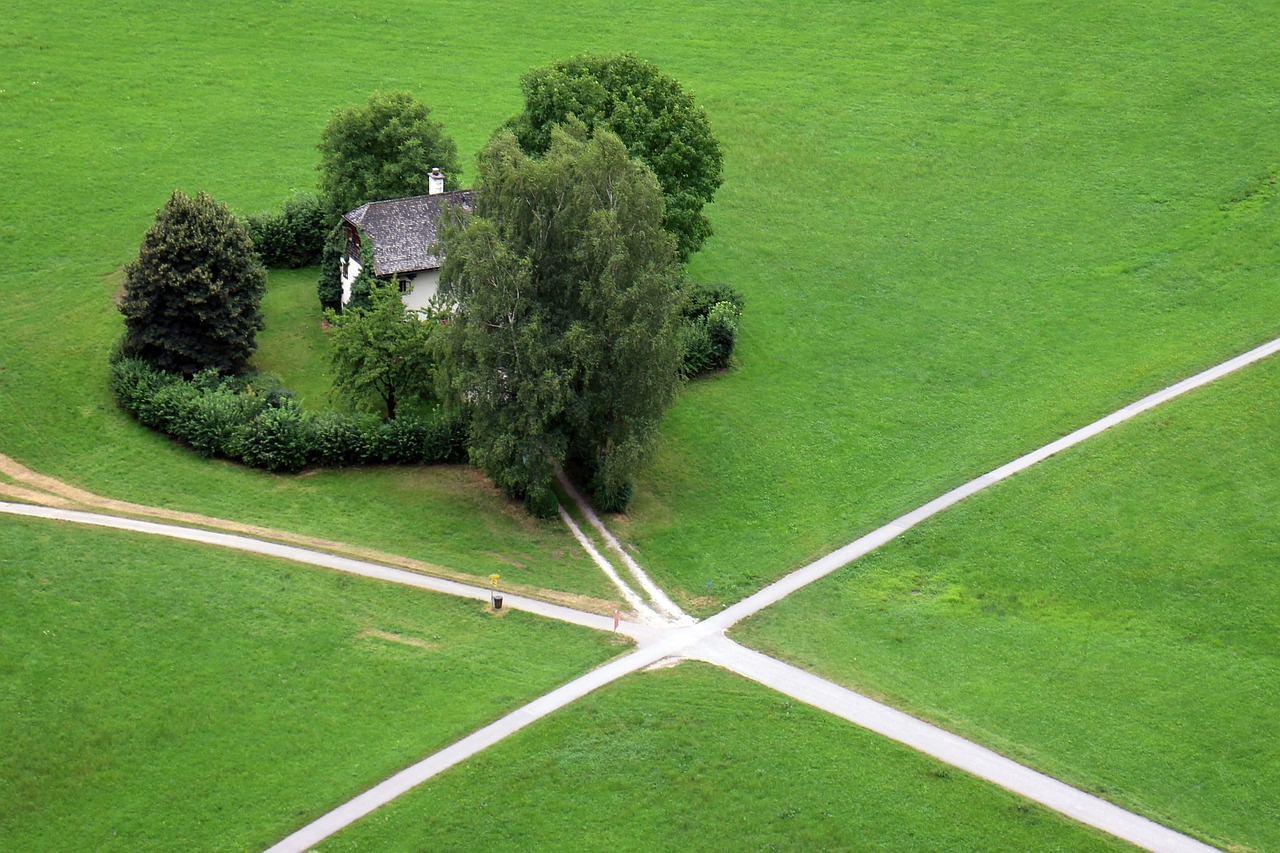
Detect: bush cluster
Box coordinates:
(680, 282, 743, 376)
(111, 358, 466, 473)
(245, 192, 329, 269)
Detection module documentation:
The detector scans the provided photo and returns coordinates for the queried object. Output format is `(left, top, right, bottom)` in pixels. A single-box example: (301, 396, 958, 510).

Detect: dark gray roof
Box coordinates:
(344, 190, 475, 277)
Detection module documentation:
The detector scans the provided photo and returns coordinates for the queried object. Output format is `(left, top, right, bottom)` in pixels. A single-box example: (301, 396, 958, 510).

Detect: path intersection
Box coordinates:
(8, 335, 1278, 851)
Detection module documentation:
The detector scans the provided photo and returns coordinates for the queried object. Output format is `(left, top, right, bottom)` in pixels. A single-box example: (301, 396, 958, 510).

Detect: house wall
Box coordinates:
(401, 269, 441, 314)
(340, 256, 362, 306)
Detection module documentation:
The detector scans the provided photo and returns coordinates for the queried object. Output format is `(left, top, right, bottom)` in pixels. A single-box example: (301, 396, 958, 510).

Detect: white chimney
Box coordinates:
(429, 167, 445, 195)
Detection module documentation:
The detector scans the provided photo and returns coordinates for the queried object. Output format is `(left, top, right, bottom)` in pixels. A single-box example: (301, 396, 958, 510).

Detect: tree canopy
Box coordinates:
(505, 53, 723, 261)
(436, 126, 683, 514)
(317, 91, 462, 217)
(325, 280, 435, 420)
(119, 190, 266, 376)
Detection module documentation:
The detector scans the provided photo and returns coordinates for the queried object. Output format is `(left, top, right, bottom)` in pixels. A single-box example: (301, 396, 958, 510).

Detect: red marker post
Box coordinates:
(613, 606, 620, 633)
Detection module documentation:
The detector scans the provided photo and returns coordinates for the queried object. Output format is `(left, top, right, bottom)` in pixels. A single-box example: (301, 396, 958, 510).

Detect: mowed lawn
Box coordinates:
(737, 356, 1280, 852)
(316, 663, 1135, 852)
(2, 1, 1278, 604)
(0, 516, 623, 852)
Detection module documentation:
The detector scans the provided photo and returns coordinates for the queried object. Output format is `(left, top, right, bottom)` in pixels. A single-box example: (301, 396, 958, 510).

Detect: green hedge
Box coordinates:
(110, 358, 467, 473)
(244, 191, 328, 269)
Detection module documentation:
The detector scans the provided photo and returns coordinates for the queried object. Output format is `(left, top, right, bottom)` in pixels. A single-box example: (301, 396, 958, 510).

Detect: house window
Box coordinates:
(399, 277, 411, 295)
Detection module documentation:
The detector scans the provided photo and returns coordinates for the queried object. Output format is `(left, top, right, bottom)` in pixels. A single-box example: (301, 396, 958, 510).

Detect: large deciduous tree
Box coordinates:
(119, 190, 266, 376)
(317, 91, 462, 217)
(436, 127, 683, 514)
(325, 281, 435, 420)
(506, 53, 723, 261)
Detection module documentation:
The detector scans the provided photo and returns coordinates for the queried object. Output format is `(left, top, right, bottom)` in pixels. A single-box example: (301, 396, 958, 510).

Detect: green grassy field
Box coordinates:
(2, 2, 1277, 847)
(0, 515, 623, 851)
(317, 663, 1134, 852)
(737, 356, 1280, 852)
(3, 1, 1278, 606)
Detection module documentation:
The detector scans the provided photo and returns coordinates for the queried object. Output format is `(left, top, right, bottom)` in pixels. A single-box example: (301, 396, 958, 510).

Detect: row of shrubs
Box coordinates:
(244, 191, 329, 269)
(681, 282, 743, 375)
(110, 358, 467, 473)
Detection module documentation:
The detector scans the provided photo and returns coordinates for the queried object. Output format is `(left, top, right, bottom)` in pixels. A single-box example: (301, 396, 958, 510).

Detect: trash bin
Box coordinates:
(491, 593, 504, 610)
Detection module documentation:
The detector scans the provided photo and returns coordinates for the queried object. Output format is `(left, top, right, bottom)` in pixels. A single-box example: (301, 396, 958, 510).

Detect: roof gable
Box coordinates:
(344, 190, 474, 277)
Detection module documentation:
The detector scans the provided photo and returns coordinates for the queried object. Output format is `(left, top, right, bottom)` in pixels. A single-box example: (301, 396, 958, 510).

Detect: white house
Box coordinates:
(339, 168, 474, 313)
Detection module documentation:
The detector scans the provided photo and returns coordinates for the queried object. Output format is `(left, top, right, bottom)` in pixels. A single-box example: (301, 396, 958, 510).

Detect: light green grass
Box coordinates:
(736, 356, 1280, 852)
(0, 515, 624, 851)
(318, 663, 1134, 852)
(3, 0, 1278, 607)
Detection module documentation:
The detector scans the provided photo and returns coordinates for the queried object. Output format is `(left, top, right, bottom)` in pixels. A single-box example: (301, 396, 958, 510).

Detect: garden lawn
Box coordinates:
(255, 267, 337, 413)
(2, 1, 1279, 605)
(0, 515, 624, 852)
(317, 663, 1135, 852)
(736, 355, 1280, 853)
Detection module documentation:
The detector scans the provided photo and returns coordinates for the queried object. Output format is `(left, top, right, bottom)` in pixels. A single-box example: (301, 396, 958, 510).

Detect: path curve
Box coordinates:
(0, 502, 657, 643)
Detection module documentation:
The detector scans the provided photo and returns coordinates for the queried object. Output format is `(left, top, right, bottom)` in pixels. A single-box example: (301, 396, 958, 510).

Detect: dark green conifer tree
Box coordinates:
(120, 190, 266, 376)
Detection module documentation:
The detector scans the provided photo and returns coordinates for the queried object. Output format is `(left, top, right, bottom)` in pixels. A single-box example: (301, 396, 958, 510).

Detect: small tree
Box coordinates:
(437, 126, 682, 514)
(506, 54, 723, 261)
(325, 280, 435, 420)
(318, 91, 463, 217)
(119, 190, 266, 376)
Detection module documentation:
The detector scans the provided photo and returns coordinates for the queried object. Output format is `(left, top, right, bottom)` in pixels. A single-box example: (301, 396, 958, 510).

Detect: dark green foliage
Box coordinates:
(317, 227, 345, 312)
(110, 358, 466, 473)
(705, 302, 740, 365)
(119, 190, 267, 376)
(437, 127, 682, 515)
(589, 462, 635, 514)
(680, 282, 744, 322)
(245, 191, 328, 268)
(183, 383, 254, 458)
(309, 410, 365, 466)
(682, 300, 742, 375)
(109, 353, 174, 415)
(507, 54, 723, 261)
(240, 401, 311, 472)
(325, 280, 435, 420)
(679, 282, 743, 375)
(318, 91, 462, 217)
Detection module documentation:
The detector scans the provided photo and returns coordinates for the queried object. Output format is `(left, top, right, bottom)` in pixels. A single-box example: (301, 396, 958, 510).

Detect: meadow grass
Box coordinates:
(2, 1, 1278, 606)
(0, 514, 624, 851)
(317, 663, 1134, 852)
(736, 356, 1280, 852)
